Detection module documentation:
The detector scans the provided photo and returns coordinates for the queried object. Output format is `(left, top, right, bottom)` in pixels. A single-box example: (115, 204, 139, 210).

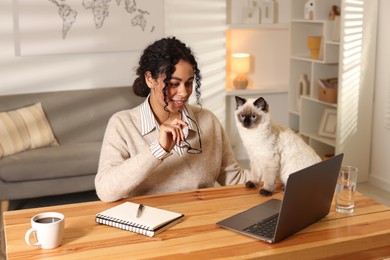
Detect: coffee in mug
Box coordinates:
(25, 212, 65, 249)
(35, 217, 62, 224)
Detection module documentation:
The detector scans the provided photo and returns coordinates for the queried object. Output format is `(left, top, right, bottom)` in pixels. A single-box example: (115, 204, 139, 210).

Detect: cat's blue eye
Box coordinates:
(251, 114, 257, 119)
(240, 114, 245, 119)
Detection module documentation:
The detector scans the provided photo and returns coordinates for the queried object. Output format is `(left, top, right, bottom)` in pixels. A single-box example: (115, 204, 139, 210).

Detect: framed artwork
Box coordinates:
(241, 7, 260, 24)
(318, 109, 337, 138)
(249, 0, 262, 8)
(13, 0, 164, 55)
(261, 0, 275, 24)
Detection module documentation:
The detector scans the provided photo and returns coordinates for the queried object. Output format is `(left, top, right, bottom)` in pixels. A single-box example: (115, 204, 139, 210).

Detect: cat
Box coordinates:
(234, 96, 321, 196)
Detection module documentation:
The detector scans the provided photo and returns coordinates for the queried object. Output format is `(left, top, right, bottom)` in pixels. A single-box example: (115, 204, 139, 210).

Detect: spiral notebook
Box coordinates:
(95, 202, 184, 237)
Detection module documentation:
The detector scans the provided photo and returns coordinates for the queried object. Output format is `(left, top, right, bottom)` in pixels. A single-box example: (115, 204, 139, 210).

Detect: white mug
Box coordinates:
(25, 212, 65, 249)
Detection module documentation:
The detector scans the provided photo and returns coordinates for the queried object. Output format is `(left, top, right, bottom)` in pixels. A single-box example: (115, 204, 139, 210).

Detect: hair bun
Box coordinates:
(132, 77, 150, 97)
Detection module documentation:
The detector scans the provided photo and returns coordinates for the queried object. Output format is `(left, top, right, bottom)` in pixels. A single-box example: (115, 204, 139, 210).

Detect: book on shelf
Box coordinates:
(95, 202, 184, 237)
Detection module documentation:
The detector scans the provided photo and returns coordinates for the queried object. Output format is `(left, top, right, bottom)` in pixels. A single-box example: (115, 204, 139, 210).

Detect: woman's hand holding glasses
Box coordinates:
(159, 118, 188, 152)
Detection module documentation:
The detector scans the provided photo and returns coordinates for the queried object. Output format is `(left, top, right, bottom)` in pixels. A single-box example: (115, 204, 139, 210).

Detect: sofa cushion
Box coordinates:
(0, 142, 101, 182)
(0, 103, 59, 158)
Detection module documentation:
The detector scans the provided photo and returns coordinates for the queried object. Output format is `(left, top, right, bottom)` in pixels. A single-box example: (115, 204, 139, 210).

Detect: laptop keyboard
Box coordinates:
(243, 213, 279, 239)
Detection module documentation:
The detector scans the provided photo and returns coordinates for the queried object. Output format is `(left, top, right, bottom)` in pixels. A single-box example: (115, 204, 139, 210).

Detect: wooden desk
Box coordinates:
(3, 185, 390, 259)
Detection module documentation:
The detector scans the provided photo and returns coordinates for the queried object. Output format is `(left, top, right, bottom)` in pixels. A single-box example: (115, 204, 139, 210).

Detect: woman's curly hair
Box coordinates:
(132, 37, 202, 107)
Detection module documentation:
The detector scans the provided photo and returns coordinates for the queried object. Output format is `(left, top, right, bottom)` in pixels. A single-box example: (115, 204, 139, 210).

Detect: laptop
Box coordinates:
(217, 153, 344, 243)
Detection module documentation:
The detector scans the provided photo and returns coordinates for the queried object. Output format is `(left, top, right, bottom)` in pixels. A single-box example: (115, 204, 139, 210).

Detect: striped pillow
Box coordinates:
(0, 103, 59, 158)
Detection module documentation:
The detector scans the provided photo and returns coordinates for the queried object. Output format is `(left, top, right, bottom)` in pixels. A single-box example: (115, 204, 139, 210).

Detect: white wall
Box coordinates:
(0, 0, 227, 123)
(370, 0, 390, 191)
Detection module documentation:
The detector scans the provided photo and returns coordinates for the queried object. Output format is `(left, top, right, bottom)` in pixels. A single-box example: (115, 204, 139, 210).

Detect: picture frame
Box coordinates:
(249, 0, 262, 8)
(318, 109, 337, 138)
(241, 7, 261, 24)
(261, 0, 275, 24)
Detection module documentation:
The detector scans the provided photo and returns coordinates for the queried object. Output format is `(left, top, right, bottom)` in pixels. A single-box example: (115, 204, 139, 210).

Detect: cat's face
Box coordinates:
(235, 96, 269, 129)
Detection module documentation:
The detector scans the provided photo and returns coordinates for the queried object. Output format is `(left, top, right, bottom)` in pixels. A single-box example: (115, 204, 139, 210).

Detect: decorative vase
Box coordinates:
(307, 36, 322, 59)
(296, 74, 310, 112)
(331, 16, 341, 42)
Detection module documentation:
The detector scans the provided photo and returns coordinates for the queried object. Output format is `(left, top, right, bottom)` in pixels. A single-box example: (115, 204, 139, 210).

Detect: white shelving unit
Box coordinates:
(288, 0, 378, 183)
(288, 0, 340, 158)
(228, 23, 289, 30)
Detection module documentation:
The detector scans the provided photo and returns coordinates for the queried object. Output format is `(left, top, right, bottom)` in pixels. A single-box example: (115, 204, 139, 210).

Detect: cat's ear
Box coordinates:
(235, 96, 247, 109)
(254, 97, 269, 112)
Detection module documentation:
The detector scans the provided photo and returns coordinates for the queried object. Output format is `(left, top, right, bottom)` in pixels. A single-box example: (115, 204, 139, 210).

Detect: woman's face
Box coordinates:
(150, 60, 194, 115)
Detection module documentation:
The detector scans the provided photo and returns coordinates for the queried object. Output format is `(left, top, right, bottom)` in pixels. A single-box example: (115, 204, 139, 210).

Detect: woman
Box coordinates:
(95, 37, 253, 202)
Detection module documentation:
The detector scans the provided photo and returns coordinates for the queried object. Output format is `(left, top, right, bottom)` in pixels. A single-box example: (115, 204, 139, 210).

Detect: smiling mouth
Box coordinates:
(172, 100, 186, 105)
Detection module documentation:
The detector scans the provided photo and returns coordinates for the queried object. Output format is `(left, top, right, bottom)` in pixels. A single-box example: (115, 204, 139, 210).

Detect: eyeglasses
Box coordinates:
(177, 115, 202, 154)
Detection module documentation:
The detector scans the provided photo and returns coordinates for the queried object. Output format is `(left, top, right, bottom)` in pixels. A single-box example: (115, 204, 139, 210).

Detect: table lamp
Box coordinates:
(231, 53, 250, 89)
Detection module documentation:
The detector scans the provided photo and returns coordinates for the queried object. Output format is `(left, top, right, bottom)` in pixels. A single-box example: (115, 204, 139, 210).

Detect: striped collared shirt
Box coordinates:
(139, 95, 199, 158)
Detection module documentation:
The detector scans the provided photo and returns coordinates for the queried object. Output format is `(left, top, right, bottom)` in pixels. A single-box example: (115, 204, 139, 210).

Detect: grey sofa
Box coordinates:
(0, 87, 144, 211)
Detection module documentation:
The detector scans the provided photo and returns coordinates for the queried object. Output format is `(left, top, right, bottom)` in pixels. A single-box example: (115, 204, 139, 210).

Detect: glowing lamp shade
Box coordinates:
(231, 53, 250, 89)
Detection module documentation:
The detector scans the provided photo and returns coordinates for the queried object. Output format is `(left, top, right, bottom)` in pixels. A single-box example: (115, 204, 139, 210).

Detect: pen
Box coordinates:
(136, 204, 144, 218)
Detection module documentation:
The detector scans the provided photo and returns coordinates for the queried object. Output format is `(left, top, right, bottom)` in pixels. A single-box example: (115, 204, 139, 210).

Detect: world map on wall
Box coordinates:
(48, 0, 155, 39)
(15, 0, 164, 55)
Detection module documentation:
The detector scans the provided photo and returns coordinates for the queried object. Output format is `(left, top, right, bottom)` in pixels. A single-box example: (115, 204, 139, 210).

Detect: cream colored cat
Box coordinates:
(235, 96, 321, 196)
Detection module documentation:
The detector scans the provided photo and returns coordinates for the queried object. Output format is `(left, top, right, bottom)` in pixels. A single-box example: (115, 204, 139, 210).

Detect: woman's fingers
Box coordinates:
(159, 120, 188, 151)
(172, 119, 188, 142)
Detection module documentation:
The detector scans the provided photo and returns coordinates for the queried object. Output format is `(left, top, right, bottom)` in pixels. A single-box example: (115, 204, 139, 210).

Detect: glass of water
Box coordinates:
(335, 166, 358, 214)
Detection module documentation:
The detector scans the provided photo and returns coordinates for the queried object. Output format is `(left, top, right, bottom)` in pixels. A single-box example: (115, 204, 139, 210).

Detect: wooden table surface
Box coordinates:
(3, 184, 390, 259)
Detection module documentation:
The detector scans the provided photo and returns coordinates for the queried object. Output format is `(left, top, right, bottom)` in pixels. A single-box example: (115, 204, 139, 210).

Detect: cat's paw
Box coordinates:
(259, 189, 273, 197)
(245, 181, 257, 188)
